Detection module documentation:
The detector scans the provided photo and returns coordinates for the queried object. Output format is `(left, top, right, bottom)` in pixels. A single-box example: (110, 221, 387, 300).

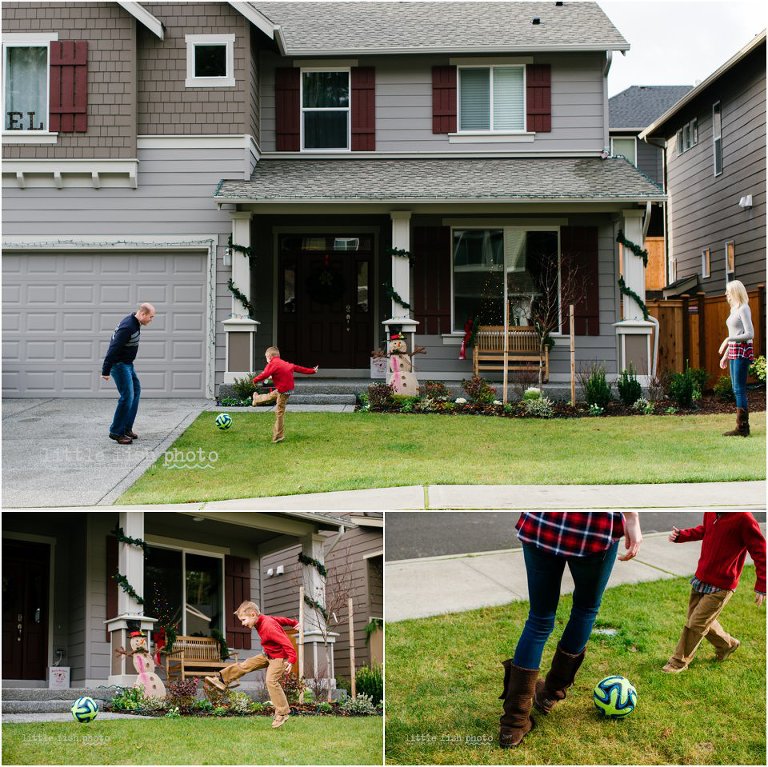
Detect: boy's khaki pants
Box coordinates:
(220, 654, 290, 716)
(252, 390, 289, 442)
(668, 588, 737, 669)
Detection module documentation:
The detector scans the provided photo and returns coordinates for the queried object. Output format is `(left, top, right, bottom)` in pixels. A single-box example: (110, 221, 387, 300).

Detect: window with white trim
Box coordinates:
(675, 119, 698, 155)
(725, 240, 735, 276)
(452, 227, 559, 332)
(185, 34, 235, 88)
(611, 137, 637, 166)
(713, 102, 723, 175)
(701, 247, 711, 279)
(3, 41, 50, 131)
(301, 68, 350, 150)
(458, 66, 525, 132)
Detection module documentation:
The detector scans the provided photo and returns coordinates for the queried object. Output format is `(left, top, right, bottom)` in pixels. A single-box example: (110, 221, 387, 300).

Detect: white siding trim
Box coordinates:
(2, 32, 59, 42)
(2, 159, 138, 188)
(449, 132, 534, 143)
(450, 56, 533, 65)
(2, 132, 58, 144)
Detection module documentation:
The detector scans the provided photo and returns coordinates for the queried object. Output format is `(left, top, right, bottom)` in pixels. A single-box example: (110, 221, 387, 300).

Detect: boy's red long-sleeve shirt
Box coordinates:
(675, 512, 766, 593)
(253, 357, 315, 393)
(255, 614, 299, 663)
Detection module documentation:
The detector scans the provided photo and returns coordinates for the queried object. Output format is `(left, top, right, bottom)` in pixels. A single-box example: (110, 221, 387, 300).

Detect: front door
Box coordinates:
(278, 234, 373, 369)
(2, 539, 50, 680)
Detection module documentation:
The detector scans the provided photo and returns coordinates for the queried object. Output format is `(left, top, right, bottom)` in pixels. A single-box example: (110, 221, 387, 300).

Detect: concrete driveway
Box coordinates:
(1, 398, 210, 507)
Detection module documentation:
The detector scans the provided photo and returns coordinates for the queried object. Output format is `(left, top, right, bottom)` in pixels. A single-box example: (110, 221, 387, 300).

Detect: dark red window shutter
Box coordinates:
(351, 67, 375, 151)
(526, 64, 551, 133)
(432, 66, 457, 134)
(561, 226, 599, 335)
(49, 40, 88, 133)
(275, 68, 300, 151)
(105, 535, 118, 642)
(413, 226, 452, 335)
(225, 555, 252, 650)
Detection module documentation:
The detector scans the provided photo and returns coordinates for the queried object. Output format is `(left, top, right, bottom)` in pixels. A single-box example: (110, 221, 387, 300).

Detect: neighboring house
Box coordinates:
(2, 511, 355, 689)
(639, 31, 766, 297)
(2, 1, 664, 393)
(609, 85, 692, 294)
(261, 512, 383, 681)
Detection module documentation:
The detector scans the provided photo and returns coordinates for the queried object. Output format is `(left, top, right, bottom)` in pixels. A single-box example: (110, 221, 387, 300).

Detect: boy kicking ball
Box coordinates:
(205, 601, 299, 728)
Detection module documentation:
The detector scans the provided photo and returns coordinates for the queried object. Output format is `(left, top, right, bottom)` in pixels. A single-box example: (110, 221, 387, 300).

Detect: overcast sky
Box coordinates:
(600, 0, 767, 96)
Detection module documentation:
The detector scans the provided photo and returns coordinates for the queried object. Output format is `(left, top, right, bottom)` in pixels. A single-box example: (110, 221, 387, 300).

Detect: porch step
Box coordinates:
(1, 687, 114, 714)
(289, 393, 357, 405)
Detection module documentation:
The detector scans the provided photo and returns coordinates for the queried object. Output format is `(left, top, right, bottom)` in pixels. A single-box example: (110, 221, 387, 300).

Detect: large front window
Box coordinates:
(459, 66, 525, 132)
(302, 69, 350, 150)
(3, 44, 48, 131)
(452, 228, 559, 332)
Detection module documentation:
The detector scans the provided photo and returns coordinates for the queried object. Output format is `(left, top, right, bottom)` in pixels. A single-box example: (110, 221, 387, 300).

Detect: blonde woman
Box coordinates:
(718, 280, 754, 436)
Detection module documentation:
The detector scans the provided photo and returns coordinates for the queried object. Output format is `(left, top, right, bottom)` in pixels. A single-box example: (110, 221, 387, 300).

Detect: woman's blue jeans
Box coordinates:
(729, 357, 750, 409)
(513, 540, 619, 669)
(109, 362, 141, 436)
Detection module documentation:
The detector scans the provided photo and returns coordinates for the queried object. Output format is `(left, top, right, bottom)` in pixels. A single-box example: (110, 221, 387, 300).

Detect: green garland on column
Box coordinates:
(383, 282, 412, 311)
(303, 595, 330, 622)
(616, 230, 649, 267)
(618, 277, 650, 321)
(113, 572, 145, 606)
(386, 247, 414, 266)
(227, 278, 258, 318)
(111, 526, 149, 554)
(228, 235, 258, 268)
(297, 552, 328, 578)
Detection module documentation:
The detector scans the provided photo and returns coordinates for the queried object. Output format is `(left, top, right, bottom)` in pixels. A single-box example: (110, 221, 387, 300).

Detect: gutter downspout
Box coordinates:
(642, 200, 660, 378)
(325, 525, 347, 557)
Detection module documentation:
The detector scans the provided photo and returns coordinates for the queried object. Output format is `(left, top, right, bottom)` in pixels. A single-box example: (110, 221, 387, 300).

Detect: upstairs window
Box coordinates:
(725, 240, 735, 276)
(3, 42, 50, 132)
(611, 137, 637, 166)
(712, 102, 723, 175)
(459, 66, 525, 132)
(675, 119, 698, 154)
(701, 247, 711, 279)
(301, 69, 350, 150)
(185, 35, 235, 87)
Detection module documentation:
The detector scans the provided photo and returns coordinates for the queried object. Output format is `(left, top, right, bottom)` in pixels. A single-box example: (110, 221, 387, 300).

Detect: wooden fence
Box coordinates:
(647, 285, 765, 384)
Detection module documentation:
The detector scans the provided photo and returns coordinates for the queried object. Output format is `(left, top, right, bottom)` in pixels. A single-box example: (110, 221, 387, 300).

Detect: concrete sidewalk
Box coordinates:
(385, 527, 766, 622)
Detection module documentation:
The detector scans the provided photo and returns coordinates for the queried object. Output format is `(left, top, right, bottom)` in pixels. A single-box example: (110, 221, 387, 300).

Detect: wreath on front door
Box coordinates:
(306, 265, 345, 305)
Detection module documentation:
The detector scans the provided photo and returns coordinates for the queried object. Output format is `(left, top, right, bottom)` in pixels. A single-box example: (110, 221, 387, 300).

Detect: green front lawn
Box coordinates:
(119, 411, 765, 504)
(2, 715, 382, 765)
(386, 568, 766, 765)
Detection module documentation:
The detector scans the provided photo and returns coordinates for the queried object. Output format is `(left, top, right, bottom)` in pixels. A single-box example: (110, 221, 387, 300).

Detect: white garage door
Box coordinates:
(2, 251, 208, 397)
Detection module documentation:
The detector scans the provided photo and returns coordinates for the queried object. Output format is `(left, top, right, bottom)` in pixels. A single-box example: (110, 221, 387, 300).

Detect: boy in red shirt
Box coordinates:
(663, 512, 766, 673)
(205, 601, 298, 729)
(251, 346, 318, 443)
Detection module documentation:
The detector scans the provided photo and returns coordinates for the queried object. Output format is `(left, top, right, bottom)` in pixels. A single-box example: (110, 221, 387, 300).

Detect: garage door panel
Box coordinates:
(3, 251, 207, 397)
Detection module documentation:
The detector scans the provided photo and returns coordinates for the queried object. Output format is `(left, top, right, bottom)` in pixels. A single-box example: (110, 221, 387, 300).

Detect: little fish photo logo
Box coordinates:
(163, 448, 218, 470)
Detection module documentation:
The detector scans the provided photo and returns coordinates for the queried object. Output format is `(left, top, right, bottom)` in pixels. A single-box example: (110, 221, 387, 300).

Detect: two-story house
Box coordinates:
(2, 1, 665, 398)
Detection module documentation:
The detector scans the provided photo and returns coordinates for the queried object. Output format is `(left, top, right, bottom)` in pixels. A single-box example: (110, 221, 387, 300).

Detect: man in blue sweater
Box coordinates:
(101, 303, 155, 444)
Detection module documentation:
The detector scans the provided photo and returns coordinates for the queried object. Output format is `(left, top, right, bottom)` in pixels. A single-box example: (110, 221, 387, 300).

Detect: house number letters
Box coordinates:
(6, 111, 44, 130)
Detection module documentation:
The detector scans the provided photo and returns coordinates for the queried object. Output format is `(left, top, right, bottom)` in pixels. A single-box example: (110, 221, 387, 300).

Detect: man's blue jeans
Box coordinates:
(109, 362, 141, 436)
(513, 540, 619, 669)
(729, 357, 750, 409)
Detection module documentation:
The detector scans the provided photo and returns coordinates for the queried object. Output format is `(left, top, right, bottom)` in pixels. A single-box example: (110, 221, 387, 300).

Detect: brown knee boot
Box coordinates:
(534, 644, 586, 714)
(499, 660, 538, 748)
(723, 408, 750, 437)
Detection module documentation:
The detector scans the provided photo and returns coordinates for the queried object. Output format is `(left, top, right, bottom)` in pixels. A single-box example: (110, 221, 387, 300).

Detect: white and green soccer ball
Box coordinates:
(71, 696, 99, 723)
(593, 675, 637, 719)
(215, 413, 233, 430)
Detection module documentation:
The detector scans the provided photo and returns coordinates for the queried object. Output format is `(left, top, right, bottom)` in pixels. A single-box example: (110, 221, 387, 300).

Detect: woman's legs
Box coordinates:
(725, 357, 750, 436)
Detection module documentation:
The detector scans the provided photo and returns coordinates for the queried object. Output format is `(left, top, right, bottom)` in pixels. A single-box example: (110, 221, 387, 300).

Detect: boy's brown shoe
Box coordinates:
(272, 714, 289, 728)
(716, 639, 740, 661)
(204, 674, 226, 692)
(662, 661, 687, 674)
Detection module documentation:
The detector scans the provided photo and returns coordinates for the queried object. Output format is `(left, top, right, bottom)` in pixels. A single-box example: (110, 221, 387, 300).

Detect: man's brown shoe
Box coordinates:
(204, 675, 226, 692)
(662, 661, 687, 674)
(716, 639, 740, 661)
(126, 430, 138, 439)
(109, 433, 132, 444)
(272, 714, 289, 728)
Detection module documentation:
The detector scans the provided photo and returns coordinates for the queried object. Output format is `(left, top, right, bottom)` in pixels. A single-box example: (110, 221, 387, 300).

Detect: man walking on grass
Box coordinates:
(101, 302, 155, 444)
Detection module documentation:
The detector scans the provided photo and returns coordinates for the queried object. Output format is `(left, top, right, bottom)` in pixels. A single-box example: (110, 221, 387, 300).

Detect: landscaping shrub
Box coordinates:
(647, 370, 669, 403)
(166, 678, 199, 713)
(668, 367, 703, 408)
(750, 355, 766, 383)
(523, 387, 542, 401)
(420, 380, 450, 400)
(632, 397, 654, 415)
(581, 364, 612, 407)
(281, 671, 306, 705)
(341, 693, 377, 716)
(617, 364, 642, 407)
(355, 664, 383, 706)
(714, 375, 734, 401)
(192, 699, 214, 713)
(367, 382, 395, 410)
(687, 366, 709, 393)
(523, 396, 554, 418)
(231, 373, 258, 400)
(588, 404, 604, 417)
(111, 687, 146, 712)
(317, 701, 333, 714)
(393, 394, 419, 412)
(461, 375, 497, 404)
(218, 396, 250, 407)
(228, 691, 257, 715)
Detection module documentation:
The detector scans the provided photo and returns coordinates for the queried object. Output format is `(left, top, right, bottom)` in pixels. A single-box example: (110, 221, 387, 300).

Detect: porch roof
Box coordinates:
(215, 157, 665, 204)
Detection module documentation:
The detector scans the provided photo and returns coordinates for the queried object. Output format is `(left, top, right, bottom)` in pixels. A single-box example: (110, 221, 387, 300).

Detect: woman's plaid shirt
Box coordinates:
(727, 340, 754, 361)
(516, 512, 624, 557)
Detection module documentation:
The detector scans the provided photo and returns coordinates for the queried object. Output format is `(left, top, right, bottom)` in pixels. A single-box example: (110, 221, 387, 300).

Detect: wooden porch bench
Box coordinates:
(472, 325, 549, 382)
(164, 635, 239, 682)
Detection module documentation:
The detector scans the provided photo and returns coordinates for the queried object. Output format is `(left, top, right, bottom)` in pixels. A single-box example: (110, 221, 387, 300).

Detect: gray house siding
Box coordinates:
(2, 1, 137, 160)
(664, 47, 766, 295)
(636, 140, 662, 187)
(259, 52, 606, 154)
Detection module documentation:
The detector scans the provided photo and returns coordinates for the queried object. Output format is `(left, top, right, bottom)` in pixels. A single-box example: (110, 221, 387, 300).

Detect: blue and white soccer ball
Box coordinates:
(593, 675, 637, 718)
(71, 696, 99, 723)
(215, 413, 233, 430)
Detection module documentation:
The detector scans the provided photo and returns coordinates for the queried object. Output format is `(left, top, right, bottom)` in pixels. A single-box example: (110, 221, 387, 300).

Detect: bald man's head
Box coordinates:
(136, 303, 156, 326)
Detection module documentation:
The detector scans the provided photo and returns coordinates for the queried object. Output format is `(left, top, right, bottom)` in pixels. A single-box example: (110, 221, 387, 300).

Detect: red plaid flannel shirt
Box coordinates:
(728, 341, 754, 361)
(516, 512, 624, 557)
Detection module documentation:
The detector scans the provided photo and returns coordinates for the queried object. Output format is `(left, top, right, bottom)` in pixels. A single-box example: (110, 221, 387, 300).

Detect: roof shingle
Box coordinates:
(609, 85, 693, 131)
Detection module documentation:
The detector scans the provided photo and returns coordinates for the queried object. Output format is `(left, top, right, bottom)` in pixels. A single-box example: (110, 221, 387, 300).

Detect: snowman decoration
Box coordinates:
(387, 332, 419, 395)
(122, 631, 166, 700)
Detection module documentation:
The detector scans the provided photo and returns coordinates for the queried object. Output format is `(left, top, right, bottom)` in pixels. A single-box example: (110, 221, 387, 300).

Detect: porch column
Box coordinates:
(614, 209, 654, 379)
(299, 533, 338, 691)
(105, 512, 157, 686)
(388, 211, 412, 321)
(223, 211, 260, 383)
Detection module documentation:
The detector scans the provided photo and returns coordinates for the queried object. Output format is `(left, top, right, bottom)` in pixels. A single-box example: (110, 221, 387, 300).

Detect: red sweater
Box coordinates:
(253, 357, 315, 393)
(675, 512, 766, 593)
(255, 614, 299, 663)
